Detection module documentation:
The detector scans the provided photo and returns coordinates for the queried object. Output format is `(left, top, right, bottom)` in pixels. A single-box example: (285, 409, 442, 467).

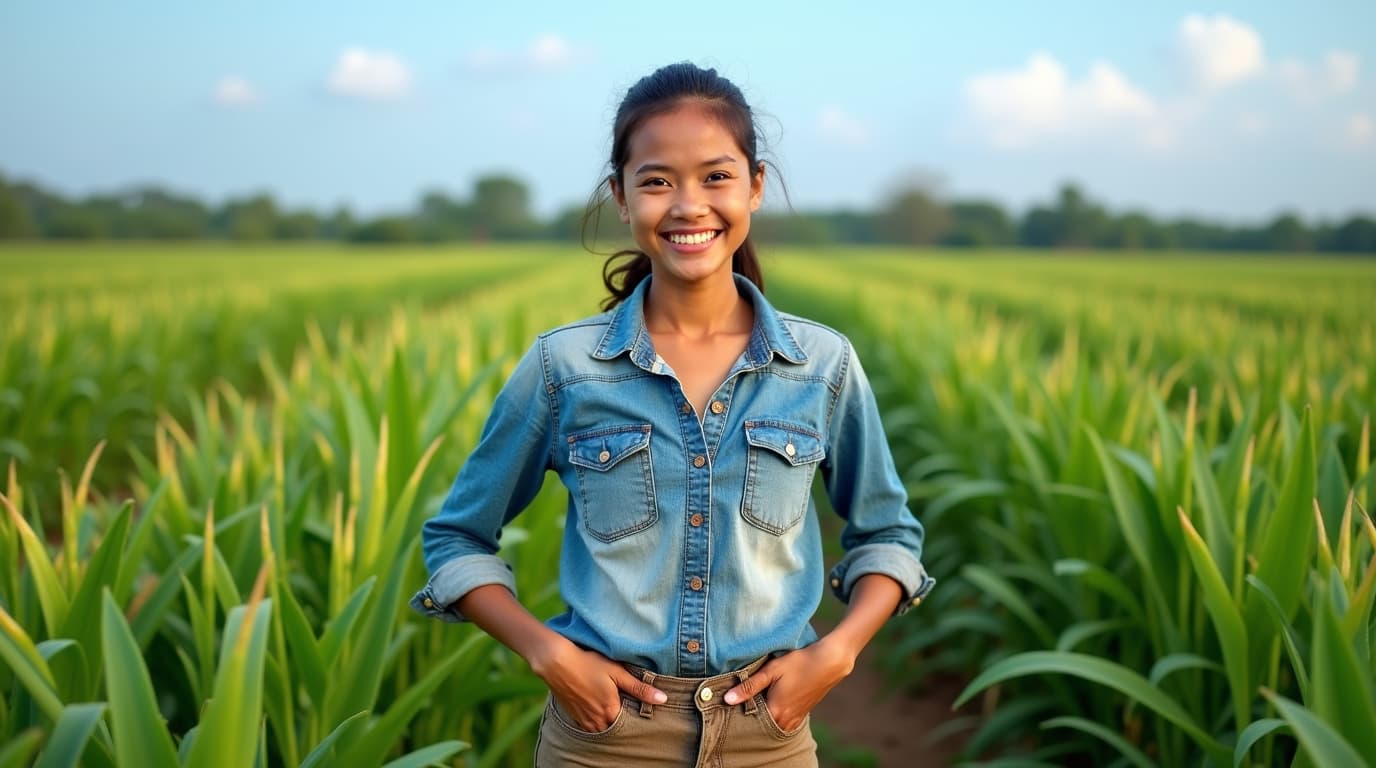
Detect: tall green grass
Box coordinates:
(3, 247, 603, 766)
(3, 244, 1373, 765)
(0, 243, 554, 515)
(770, 250, 1375, 765)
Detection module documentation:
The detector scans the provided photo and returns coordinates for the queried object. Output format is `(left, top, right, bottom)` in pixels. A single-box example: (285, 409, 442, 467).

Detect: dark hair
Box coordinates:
(585, 62, 767, 310)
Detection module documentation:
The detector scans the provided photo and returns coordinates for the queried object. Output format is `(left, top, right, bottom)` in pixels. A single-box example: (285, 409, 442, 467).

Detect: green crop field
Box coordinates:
(2, 243, 1373, 767)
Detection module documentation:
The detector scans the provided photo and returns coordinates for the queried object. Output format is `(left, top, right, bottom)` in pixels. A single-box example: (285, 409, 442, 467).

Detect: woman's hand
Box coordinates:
(721, 636, 856, 733)
(453, 586, 667, 733)
(721, 573, 905, 732)
(530, 635, 667, 733)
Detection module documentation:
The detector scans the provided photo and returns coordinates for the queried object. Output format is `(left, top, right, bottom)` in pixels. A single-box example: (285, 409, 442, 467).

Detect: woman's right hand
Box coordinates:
(529, 635, 668, 732)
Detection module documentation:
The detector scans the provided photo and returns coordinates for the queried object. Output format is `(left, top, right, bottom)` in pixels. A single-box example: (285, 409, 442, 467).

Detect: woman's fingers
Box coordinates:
(551, 649, 672, 731)
(722, 661, 777, 705)
(612, 665, 668, 704)
(542, 649, 625, 731)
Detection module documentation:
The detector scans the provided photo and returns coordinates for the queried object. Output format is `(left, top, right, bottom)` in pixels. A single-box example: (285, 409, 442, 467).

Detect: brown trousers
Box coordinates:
(534, 656, 818, 767)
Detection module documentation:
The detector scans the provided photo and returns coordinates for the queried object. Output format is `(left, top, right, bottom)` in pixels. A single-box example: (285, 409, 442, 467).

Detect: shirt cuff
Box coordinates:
(828, 543, 936, 617)
(409, 554, 518, 623)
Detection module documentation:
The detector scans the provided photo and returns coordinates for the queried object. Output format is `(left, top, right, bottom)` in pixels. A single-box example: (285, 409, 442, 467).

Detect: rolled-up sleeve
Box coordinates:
(822, 341, 936, 616)
(409, 338, 553, 622)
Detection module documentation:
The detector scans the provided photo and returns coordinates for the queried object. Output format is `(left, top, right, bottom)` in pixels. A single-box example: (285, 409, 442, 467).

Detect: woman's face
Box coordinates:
(612, 103, 764, 289)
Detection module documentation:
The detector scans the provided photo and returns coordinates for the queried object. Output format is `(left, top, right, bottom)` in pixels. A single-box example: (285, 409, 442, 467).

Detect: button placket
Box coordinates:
(674, 379, 711, 676)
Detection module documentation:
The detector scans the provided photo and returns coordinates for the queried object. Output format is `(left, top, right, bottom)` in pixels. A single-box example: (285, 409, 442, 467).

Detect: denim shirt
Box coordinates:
(410, 274, 935, 676)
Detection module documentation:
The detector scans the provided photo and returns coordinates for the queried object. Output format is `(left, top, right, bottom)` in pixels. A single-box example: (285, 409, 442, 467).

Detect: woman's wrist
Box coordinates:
(523, 629, 575, 679)
(820, 573, 904, 664)
(810, 632, 860, 677)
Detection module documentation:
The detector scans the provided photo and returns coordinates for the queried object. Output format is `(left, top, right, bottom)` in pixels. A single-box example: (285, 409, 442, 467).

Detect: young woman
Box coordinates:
(411, 62, 934, 766)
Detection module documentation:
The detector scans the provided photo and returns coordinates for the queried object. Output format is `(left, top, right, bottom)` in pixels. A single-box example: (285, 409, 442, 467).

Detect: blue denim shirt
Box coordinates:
(410, 274, 935, 676)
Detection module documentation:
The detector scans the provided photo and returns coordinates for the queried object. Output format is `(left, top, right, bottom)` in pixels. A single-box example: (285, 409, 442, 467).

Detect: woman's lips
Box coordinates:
(661, 229, 721, 252)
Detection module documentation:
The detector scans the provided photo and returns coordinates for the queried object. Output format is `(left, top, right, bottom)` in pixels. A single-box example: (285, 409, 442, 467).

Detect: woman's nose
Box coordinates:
(669, 184, 709, 218)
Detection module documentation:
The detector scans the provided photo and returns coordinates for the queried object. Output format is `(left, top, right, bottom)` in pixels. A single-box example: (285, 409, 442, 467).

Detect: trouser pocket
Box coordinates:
(753, 693, 813, 740)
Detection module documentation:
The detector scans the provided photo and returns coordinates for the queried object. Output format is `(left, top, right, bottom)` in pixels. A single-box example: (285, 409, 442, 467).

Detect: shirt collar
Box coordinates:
(593, 272, 808, 369)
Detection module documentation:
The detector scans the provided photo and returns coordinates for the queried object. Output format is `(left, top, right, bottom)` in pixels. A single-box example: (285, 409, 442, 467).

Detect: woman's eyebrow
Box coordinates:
(632, 155, 738, 176)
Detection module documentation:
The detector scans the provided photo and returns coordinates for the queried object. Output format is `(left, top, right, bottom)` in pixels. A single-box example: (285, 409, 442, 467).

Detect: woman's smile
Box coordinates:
(663, 228, 722, 251)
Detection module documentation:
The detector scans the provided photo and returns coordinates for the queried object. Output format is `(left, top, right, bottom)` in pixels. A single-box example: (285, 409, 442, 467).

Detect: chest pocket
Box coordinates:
(741, 420, 825, 535)
(568, 424, 657, 543)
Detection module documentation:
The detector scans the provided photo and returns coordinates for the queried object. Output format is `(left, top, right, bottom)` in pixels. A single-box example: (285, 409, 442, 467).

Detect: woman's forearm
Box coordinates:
(455, 584, 570, 675)
(818, 573, 903, 663)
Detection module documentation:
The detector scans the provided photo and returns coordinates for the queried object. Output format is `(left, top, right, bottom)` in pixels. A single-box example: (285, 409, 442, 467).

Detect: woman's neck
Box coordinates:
(644, 271, 752, 340)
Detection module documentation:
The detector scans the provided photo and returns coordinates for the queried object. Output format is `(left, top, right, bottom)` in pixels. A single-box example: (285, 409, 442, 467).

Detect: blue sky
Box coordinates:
(2, 1, 1373, 222)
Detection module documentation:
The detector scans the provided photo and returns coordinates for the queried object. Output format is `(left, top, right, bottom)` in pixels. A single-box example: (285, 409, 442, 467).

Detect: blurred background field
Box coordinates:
(2, 243, 1373, 766)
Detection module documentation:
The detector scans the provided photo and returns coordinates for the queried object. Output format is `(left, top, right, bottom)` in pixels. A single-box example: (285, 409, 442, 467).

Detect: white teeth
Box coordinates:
(667, 231, 717, 245)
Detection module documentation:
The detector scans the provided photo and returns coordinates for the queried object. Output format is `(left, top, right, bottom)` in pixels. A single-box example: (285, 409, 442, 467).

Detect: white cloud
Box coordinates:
(1236, 112, 1268, 138)
(1325, 51, 1360, 92)
(328, 47, 412, 101)
(1346, 113, 1375, 147)
(213, 76, 259, 107)
(963, 53, 1159, 149)
(464, 34, 585, 74)
(1177, 14, 1265, 91)
(528, 34, 576, 71)
(1278, 50, 1361, 101)
(817, 106, 867, 145)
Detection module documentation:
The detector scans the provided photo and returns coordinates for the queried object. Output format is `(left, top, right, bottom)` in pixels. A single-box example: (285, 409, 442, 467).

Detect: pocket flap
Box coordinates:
(568, 424, 652, 471)
(744, 420, 824, 465)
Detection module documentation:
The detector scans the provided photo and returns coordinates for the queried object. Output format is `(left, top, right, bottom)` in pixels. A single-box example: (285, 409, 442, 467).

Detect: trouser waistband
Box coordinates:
(622, 656, 769, 716)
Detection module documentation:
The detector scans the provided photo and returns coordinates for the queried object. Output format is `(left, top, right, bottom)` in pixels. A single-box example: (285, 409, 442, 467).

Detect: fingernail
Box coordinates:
(654, 691, 667, 704)
(724, 692, 739, 705)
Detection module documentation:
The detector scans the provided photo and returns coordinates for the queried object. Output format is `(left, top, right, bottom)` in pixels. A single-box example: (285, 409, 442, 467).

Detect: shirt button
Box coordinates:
(911, 596, 923, 607)
(598, 450, 611, 463)
(689, 513, 703, 527)
(692, 455, 706, 468)
(689, 576, 703, 591)
(699, 686, 713, 702)
(422, 597, 435, 609)
(686, 640, 701, 653)
(785, 442, 796, 457)
(680, 402, 692, 415)
(830, 577, 841, 589)
(710, 401, 724, 414)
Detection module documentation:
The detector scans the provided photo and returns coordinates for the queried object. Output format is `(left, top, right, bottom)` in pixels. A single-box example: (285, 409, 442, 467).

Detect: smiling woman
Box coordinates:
(594, 63, 769, 313)
(609, 107, 764, 294)
(410, 61, 935, 768)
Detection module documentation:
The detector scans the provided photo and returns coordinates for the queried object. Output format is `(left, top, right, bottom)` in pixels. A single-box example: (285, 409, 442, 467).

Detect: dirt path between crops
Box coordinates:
(810, 621, 974, 767)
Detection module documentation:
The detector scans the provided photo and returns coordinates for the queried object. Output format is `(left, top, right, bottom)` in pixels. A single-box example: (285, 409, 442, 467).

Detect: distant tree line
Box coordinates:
(1, 169, 1372, 253)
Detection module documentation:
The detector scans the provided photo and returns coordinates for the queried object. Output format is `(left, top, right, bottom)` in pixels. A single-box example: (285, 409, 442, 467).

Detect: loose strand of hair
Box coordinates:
(600, 250, 652, 311)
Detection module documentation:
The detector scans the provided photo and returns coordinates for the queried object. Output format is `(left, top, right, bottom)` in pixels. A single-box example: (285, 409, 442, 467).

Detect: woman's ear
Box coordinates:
(749, 161, 765, 212)
(609, 177, 630, 223)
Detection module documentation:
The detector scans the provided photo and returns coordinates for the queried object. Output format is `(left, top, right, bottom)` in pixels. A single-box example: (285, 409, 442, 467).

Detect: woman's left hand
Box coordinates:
(721, 636, 856, 733)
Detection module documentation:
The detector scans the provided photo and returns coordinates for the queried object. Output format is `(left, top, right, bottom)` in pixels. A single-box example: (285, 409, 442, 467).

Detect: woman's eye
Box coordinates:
(639, 178, 669, 187)
(706, 171, 731, 182)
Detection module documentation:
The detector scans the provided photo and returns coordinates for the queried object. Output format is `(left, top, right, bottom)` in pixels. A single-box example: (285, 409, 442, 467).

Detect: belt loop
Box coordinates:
(735, 667, 758, 714)
(638, 670, 657, 718)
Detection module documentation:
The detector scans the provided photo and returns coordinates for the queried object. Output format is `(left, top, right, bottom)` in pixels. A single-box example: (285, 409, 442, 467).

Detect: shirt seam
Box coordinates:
(824, 341, 852, 434)
(538, 334, 559, 467)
